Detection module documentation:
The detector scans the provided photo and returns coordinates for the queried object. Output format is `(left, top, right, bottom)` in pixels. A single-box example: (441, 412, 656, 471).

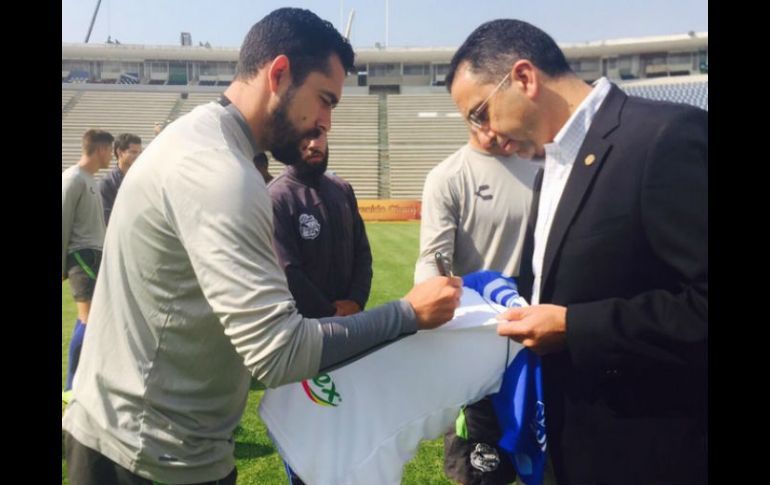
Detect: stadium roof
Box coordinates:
(559, 32, 708, 57)
(62, 31, 707, 64)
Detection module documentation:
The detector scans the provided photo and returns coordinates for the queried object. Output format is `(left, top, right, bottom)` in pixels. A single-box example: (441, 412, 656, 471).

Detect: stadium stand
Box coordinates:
(324, 95, 380, 198)
(66, 70, 91, 84)
(619, 74, 707, 111)
(62, 89, 178, 175)
(176, 91, 221, 116)
(387, 94, 467, 199)
(62, 32, 707, 197)
(173, 92, 379, 197)
(118, 72, 140, 85)
(62, 74, 707, 197)
(62, 91, 75, 110)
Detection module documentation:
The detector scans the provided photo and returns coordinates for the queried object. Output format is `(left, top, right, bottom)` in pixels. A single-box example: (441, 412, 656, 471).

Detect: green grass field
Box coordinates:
(61, 221, 459, 484)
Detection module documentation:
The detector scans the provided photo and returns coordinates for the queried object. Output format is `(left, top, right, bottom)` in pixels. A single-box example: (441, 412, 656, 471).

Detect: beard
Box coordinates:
(293, 147, 329, 179)
(265, 88, 322, 166)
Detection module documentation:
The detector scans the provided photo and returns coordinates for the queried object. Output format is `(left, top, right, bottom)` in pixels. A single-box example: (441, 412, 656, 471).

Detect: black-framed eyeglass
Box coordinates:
(468, 72, 511, 130)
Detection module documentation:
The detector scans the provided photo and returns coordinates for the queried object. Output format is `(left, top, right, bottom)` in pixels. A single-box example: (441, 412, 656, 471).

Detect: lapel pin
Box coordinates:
(584, 154, 596, 166)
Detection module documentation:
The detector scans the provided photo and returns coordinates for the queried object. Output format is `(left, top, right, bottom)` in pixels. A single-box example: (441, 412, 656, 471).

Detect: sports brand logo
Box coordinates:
(302, 373, 342, 407)
(474, 185, 493, 200)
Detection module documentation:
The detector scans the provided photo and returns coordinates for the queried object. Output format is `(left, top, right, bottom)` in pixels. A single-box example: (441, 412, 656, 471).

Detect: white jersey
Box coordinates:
(259, 289, 524, 485)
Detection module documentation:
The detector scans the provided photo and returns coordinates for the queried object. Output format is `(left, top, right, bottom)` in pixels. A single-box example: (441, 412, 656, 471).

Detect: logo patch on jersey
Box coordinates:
(531, 400, 547, 451)
(474, 185, 493, 200)
(470, 443, 500, 472)
(302, 373, 342, 407)
(298, 213, 321, 240)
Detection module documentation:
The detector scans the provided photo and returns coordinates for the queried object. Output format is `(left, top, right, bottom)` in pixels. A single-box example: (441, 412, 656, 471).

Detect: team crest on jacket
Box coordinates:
(299, 213, 321, 240)
(302, 373, 342, 407)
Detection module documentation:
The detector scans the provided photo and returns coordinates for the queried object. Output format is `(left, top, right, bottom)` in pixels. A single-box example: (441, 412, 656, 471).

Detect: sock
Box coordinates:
(64, 319, 86, 391)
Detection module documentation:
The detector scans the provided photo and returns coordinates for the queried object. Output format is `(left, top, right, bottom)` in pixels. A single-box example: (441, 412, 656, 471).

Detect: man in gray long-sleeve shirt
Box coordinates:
(415, 130, 539, 485)
(269, 130, 372, 319)
(61, 128, 114, 392)
(62, 8, 461, 485)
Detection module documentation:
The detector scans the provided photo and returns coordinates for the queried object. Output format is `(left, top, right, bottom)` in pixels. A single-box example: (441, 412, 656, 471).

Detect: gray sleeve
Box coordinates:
(414, 166, 459, 284)
(164, 149, 421, 388)
(318, 299, 418, 371)
(164, 151, 324, 388)
(62, 172, 83, 276)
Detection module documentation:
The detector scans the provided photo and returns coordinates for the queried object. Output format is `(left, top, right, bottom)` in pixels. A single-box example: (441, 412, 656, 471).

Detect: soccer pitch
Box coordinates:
(61, 221, 455, 485)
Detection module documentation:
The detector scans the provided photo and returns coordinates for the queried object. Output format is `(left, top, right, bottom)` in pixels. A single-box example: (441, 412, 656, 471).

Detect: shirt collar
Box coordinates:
(219, 95, 261, 158)
(546, 77, 612, 164)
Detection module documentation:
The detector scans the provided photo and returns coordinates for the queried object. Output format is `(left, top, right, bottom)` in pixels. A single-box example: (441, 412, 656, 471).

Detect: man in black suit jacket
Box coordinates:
(446, 19, 707, 485)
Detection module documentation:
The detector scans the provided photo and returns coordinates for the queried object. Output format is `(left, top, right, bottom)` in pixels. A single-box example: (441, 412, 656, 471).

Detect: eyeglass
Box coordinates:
(467, 72, 511, 130)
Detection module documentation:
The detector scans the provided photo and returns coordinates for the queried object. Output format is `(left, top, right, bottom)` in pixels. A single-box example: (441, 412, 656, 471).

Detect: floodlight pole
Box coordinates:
(344, 10, 356, 40)
(84, 0, 103, 43)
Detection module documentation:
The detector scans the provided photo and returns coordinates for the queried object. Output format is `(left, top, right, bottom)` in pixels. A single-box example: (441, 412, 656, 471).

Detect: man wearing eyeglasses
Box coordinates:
(415, 128, 539, 485)
(447, 19, 707, 484)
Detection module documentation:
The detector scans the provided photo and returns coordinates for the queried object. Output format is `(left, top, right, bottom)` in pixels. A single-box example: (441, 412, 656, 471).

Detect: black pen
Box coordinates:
(434, 251, 453, 277)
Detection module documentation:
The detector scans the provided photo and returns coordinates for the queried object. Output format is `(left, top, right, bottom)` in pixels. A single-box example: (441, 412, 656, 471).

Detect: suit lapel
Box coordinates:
(540, 85, 627, 298)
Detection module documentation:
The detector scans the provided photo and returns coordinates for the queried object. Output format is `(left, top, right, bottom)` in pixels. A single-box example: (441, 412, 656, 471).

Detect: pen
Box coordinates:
(434, 251, 453, 277)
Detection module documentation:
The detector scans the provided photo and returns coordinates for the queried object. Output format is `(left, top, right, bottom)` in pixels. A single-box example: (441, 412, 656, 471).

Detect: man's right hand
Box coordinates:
(404, 276, 462, 329)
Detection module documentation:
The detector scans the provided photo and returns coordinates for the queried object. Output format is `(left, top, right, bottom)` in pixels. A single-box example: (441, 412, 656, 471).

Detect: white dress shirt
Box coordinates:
(531, 77, 611, 304)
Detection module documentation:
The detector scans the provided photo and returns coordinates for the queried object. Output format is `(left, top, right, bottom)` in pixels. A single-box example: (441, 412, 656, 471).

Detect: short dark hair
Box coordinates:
(235, 8, 355, 86)
(446, 19, 572, 91)
(113, 133, 142, 159)
(82, 129, 114, 156)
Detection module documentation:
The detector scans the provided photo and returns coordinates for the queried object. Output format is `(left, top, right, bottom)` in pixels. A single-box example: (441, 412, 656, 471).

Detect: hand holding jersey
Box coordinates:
(463, 271, 546, 485)
(463, 270, 567, 354)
